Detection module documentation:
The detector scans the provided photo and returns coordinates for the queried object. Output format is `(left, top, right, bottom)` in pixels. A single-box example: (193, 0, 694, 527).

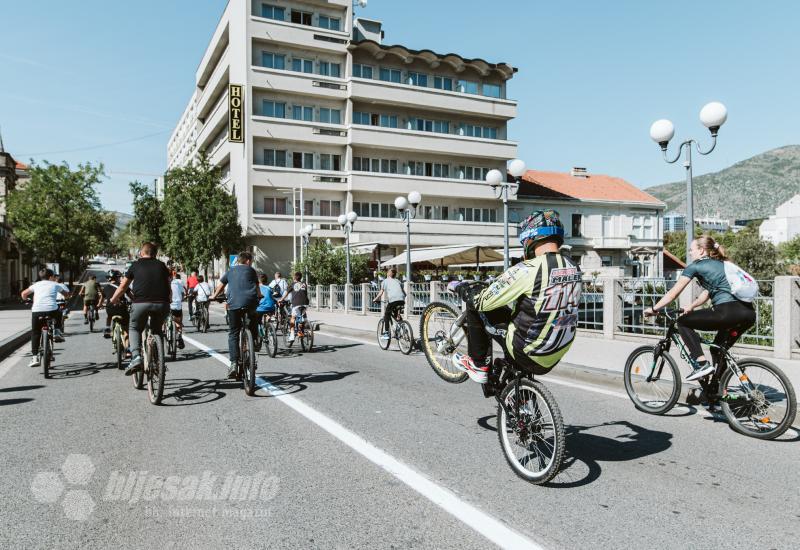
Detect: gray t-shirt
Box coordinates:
(221, 265, 259, 309)
(381, 278, 405, 303)
(682, 257, 737, 306)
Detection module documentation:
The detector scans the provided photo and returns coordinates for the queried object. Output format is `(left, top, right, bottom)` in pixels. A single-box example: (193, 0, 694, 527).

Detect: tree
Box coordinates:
(130, 180, 163, 246)
(4, 161, 113, 281)
(161, 156, 243, 272)
(664, 231, 687, 262)
(724, 224, 779, 280)
(294, 240, 369, 286)
(778, 235, 800, 264)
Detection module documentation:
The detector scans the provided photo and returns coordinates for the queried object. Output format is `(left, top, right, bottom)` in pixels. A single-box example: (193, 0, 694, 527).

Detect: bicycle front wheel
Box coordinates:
(265, 322, 278, 358)
(720, 358, 797, 439)
(624, 345, 681, 415)
(41, 333, 51, 379)
(147, 336, 166, 405)
(419, 302, 468, 383)
(497, 378, 565, 484)
(88, 308, 95, 332)
(113, 324, 123, 370)
(397, 320, 414, 355)
(377, 319, 390, 350)
(301, 322, 314, 352)
(241, 328, 257, 396)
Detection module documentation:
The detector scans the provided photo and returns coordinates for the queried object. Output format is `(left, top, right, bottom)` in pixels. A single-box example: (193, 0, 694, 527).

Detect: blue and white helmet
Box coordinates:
(518, 210, 565, 248)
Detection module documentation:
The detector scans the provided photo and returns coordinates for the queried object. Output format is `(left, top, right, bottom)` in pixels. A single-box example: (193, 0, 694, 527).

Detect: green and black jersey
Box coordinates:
(474, 252, 582, 369)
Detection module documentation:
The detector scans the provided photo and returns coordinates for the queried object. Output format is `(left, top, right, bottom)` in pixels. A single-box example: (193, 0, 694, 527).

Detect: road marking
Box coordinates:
(182, 334, 544, 550)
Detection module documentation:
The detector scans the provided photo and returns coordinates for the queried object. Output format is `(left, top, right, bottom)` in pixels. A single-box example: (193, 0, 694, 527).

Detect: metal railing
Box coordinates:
(617, 278, 677, 335)
(578, 278, 603, 331)
(308, 285, 317, 308)
(366, 286, 382, 313)
(319, 286, 330, 309)
(348, 284, 363, 312)
(409, 283, 431, 316)
(742, 280, 773, 347)
(333, 285, 346, 310)
(435, 282, 462, 310)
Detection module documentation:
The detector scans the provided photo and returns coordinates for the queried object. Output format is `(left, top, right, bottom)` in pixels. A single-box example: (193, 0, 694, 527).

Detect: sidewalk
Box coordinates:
(0, 305, 31, 360)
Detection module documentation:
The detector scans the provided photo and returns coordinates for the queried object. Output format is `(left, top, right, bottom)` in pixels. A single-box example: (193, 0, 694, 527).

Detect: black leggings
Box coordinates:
(383, 301, 405, 331)
(676, 301, 756, 361)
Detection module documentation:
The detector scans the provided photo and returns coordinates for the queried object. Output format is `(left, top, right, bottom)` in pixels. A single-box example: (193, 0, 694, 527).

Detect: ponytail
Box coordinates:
(695, 235, 728, 261)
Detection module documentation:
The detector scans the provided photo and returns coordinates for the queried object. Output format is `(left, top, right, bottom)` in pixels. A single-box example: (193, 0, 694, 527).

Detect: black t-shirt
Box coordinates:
(124, 258, 171, 303)
(221, 265, 259, 310)
(102, 282, 130, 310)
(290, 281, 309, 308)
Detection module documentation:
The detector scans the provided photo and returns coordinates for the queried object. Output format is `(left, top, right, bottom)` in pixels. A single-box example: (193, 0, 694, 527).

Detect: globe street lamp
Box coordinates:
(650, 101, 727, 261)
(338, 211, 358, 284)
(299, 224, 314, 283)
(395, 191, 422, 281)
(487, 159, 526, 271)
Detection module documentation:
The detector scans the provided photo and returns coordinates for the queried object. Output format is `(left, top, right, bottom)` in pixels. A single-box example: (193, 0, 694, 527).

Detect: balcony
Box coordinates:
(249, 16, 349, 54)
(197, 48, 229, 121)
(251, 116, 348, 145)
(250, 166, 349, 192)
(197, 91, 228, 151)
(349, 171, 498, 199)
(350, 78, 517, 120)
(250, 66, 348, 99)
(350, 125, 517, 160)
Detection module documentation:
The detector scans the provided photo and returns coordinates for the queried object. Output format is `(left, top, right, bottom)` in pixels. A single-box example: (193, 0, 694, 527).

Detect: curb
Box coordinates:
(0, 329, 30, 361)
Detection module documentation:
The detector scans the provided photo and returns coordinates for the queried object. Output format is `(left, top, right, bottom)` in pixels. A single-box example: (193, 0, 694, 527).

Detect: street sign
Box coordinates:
(229, 255, 237, 267)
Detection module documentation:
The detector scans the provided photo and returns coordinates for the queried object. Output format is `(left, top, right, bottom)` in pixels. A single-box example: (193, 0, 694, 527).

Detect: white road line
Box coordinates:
(182, 334, 544, 550)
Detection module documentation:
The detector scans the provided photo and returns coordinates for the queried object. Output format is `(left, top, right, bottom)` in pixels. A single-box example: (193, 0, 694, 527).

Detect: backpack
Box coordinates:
(722, 261, 758, 302)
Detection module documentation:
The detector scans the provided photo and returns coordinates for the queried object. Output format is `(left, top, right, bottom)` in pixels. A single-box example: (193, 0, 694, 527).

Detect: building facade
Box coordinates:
(513, 169, 666, 278)
(759, 194, 800, 245)
(0, 153, 34, 300)
(167, 0, 519, 273)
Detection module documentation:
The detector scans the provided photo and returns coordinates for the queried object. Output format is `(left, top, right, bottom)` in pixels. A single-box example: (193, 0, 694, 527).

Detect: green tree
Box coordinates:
(664, 231, 687, 262)
(294, 239, 369, 285)
(129, 180, 163, 245)
(4, 161, 112, 281)
(778, 235, 800, 264)
(162, 156, 243, 272)
(724, 224, 779, 280)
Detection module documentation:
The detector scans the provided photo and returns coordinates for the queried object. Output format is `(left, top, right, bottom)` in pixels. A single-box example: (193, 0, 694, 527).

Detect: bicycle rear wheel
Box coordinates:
(113, 323, 123, 370)
(624, 345, 681, 415)
(88, 307, 95, 332)
(241, 328, 256, 396)
(167, 322, 177, 361)
(146, 336, 166, 405)
(202, 307, 209, 333)
(377, 319, 391, 350)
(41, 332, 51, 379)
(719, 358, 797, 439)
(265, 322, 278, 358)
(497, 378, 565, 484)
(419, 302, 468, 383)
(301, 322, 314, 352)
(397, 320, 414, 355)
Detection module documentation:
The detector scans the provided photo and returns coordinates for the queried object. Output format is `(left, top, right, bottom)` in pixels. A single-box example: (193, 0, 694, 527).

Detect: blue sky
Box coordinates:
(1, 0, 797, 214)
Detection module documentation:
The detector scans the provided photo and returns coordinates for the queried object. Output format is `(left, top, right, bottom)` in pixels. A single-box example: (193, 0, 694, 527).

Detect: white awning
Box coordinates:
(380, 244, 505, 268)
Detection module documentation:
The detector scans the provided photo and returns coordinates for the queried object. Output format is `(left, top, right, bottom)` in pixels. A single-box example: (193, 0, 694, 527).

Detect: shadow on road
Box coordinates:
(0, 398, 34, 406)
(0, 385, 45, 393)
(256, 370, 359, 396)
(48, 362, 107, 378)
(159, 378, 226, 406)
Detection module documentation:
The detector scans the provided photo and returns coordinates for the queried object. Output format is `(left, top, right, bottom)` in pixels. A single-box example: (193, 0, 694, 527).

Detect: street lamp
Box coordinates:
(299, 224, 314, 283)
(395, 191, 422, 282)
(338, 211, 358, 284)
(487, 159, 526, 271)
(650, 101, 727, 261)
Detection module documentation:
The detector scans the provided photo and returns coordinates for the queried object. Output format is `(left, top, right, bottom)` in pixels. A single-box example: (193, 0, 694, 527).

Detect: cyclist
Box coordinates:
(100, 269, 131, 342)
(186, 270, 199, 317)
(644, 235, 756, 382)
(20, 268, 71, 367)
(372, 268, 406, 341)
(110, 242, 171, 376)
(170, 272, 186, 349)
(270, 272, 289, 320)
(257, 273, 277, 321)
(53, 274, 68, 341)
(450, 210, 582, 386)
(192, 274, 213, 321)
(286, 272, 309, 343)
(210, 252, 261, 378)
(79, 275, 102, 325)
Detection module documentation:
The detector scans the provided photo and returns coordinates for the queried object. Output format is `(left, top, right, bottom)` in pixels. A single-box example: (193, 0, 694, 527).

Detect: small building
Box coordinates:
(0, 149, 35, 300)
(759, 194, 800, 245)
(664, 212, 685, 232)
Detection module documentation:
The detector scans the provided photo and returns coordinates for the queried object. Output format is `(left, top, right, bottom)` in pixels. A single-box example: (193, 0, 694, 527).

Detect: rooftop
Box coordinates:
(517, 170, 664, 206)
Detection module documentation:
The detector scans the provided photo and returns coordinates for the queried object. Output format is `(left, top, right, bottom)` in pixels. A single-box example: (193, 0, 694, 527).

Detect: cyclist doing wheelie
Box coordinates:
(373, 268, 406, 342)
(644, 235, 757, 385)
(21, 268, 70, 367)
(100, 270, 131, 356)
(450, 210, 582, 385)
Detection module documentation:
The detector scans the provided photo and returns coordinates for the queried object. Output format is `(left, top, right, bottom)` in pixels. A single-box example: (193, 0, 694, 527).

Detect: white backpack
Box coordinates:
(722, 261, 758, 302)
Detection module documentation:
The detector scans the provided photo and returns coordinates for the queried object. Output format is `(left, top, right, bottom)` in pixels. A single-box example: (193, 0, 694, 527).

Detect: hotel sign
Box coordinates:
(228, 84, 244, 143)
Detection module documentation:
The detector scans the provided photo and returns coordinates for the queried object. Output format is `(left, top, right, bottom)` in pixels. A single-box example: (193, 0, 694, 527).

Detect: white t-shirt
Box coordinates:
(170, 279, 185, 310)
(194, 282, 212, 303)
(269, 278, 288, 298)
(28, 281, 70, 313)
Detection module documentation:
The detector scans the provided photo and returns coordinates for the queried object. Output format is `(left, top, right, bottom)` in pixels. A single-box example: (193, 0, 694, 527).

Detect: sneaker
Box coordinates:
(124, 355, 143, 376)
(686, 363, 715, 382)
(287, 331, 296, 343)
(227, 363, 237, 379)
(103, 328, 111, 339)
(451, 352, 488, 384)
(54, 330, 65, 343)
(28, 357, 40, 368)
(83, 317, 89, 325)
(380, 332, 390, 341)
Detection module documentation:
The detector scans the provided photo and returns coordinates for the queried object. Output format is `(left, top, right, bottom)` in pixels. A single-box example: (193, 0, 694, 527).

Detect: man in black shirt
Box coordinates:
(211, 251, 261, 379)
(111, 242, 171, 376)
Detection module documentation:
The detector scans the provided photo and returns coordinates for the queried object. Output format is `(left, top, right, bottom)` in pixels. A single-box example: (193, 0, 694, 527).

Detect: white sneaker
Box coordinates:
(686, 363, 715, 382)
(451, 352, 488, 384)
(288, 330, 296, 342)
(28, 357, 40, 368)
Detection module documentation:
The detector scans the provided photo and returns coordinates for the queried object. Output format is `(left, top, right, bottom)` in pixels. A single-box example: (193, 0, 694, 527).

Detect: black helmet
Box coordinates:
(106, 269, 122, 280)
(518, 210, 565, 250)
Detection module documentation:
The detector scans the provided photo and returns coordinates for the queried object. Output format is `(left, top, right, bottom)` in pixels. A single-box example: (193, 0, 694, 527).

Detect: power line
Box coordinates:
(16, 130, 170, 157)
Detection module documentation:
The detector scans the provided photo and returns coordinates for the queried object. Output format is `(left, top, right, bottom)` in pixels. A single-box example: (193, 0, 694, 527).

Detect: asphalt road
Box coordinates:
(1, 268, 798, 549)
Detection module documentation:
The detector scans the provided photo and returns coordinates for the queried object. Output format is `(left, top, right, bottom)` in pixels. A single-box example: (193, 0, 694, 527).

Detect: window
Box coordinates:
(319, 108, 341, 124)
(457, 79, 478, 94)
(294, 200, 314, 216)
(424, 206, 433, 220)
(603, 215, 613, 237)
(601, 255, 613, 267)
(292, 105, 313, 122)
(632, 215, 643, 239)
(407, 72, 428, 87)
(379, 114, 398, 128)
(484, 127, 498, 139)
(461, 124, 494, 138)
(370, 158, 380, 172)
(571, 214, 582, 237)
(260, 4, 285, 20)
(319, 200, 341, 217)
(319, 62, 341, 77)
(644, 216, 654, 239)
(318, 15, 340, 30)
(370, 203, 380, 218)
(353, 64, 373, 79)
(291, 58, 313, 73)
(434, 76, 453, 91)
(262, 100, 286, 118)
(482, 83, 502, 98)
(292, 152, 314, 169)
(352, 111, 369, 125)
(261, 52, 285, 70)
(264, 197, 287, 215)
(320, 154, 341, 171)
(379, 67, 402, 83)
(263, 149, 287, 167)
(433, 120, 449, 133)
(291, 10, 312, 25)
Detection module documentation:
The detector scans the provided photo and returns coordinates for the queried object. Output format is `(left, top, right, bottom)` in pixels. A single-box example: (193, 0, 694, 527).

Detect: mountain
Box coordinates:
(109, 211, 133, 233)
(646, 145, 800, 220)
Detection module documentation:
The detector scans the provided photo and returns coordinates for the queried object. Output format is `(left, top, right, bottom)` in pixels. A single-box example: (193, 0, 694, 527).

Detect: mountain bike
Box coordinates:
(165, 311, 177, 361)
(86, 303, 98, 332)
(194, 301, 210, 333)
(258, 312, 278, 358)
(110, 314, 127, 370)
(141, 319, 166, 405)
(284, 307, 314, 352)
(419, 283, 565, 484)
(230, 308, 258, 396)
(376, 302, 414, 355)
(624, 308, 797, 440)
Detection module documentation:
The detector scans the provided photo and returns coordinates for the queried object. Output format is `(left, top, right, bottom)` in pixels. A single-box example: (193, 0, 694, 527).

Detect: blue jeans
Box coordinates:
(228, 307, 259, 365)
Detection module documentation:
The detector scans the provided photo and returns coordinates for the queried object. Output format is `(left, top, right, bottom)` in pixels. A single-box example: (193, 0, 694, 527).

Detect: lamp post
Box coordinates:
(650, 101, 727, 261)
(299, 224, 314, 283)
(486, 159, 525, 271)
(394, 191, 422, 282)
(338, 211, 358, 284)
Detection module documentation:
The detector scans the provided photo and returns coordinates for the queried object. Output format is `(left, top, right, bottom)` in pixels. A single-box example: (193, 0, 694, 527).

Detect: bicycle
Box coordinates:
(140, 319, 167, 405)
(165, 311, 178, 361)
(624, 308, 797, 440)
(230, 308, 258, 396)
(258, 312, 278, 358)
(419, 283, 566, 484)
(284, 307, 314, 352)
(376, 302, 414, 355)
(194, 301, 210, 333)
(36, 313, 56, 379)
(86, 302, 98, 332)
(110, 314, 127, 370)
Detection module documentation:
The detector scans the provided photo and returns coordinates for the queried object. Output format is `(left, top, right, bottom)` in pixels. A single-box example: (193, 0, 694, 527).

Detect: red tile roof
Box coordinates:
(518, 170, 664, 205)
(15, 161, 28, 170)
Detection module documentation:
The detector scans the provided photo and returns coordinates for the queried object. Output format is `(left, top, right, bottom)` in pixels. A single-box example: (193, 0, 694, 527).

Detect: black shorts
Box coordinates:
(171, 309, 183, 319)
